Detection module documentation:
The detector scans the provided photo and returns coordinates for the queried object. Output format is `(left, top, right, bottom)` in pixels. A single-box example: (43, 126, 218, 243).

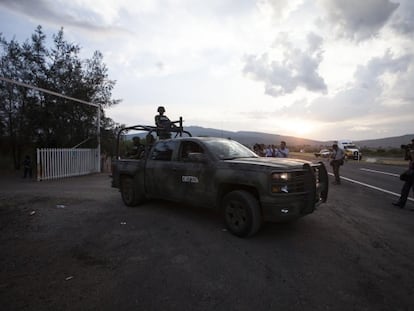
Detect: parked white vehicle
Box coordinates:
(337, 140, 362, 160)
(314, 149, 332, 158)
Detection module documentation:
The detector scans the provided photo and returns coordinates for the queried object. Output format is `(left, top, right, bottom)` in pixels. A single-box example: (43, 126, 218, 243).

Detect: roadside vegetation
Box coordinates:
(0, 26, 122, 170)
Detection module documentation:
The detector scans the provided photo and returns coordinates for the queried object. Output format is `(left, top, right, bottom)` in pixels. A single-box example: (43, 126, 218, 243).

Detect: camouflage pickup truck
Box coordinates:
(112, 123, 329, 237)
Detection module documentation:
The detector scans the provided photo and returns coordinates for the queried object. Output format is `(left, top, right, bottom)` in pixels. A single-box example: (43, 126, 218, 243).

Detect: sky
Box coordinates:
(0, 0, 413, 141)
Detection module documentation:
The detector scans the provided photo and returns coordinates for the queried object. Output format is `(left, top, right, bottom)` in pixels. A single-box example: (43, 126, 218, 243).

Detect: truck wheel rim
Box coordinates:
(226, 201, 247, 230)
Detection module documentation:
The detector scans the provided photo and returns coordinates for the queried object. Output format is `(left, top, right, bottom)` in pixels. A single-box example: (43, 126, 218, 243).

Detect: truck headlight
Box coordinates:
(271, 172, 290, 193)
(271, 172, 289, 181)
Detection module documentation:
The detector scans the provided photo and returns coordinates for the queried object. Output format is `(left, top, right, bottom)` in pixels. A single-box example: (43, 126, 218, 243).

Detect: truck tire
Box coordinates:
(222, 190, 262, 237)
(120, 176, 142, 207)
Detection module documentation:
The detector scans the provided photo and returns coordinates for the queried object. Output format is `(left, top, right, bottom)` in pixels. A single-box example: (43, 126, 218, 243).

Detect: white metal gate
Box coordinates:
(36, 148, 100, 181)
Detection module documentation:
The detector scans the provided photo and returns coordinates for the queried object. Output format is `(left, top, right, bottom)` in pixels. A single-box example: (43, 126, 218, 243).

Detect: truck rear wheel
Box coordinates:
(222, 190, 262, 237)
(120, 176, 143, 207)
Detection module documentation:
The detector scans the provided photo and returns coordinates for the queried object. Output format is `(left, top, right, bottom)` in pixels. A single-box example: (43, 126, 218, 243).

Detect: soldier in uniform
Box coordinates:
(130, 136, 145, 159)
(155, 106, 175, 139)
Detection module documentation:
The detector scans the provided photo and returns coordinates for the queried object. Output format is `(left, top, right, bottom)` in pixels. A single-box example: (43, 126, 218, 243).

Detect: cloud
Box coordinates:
(281, 50, 413, 124)
(389, 0, 414, 35)
(243, 32, 327, 97)
(258, 0, 302, 20)
(246, 47, 414, 140)
(0, 0, 130, 36)
(353, 50, 412, 90)
(1, 0, 412, 141)
(319, 0, 399, 41)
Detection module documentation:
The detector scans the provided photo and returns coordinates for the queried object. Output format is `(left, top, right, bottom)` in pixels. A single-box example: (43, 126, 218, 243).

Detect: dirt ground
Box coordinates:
(0, 173, 120, 310)
(1, 172, 414, 311)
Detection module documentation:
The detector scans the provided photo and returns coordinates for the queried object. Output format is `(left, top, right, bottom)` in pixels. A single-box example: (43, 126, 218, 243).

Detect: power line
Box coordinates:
(0, 76, 99, 107)
(0, 76, 102, 172)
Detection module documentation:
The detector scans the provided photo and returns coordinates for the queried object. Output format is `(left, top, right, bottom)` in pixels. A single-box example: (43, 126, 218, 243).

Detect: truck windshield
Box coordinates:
(344, 144, 357, 149)
(204, 139, 258, 160)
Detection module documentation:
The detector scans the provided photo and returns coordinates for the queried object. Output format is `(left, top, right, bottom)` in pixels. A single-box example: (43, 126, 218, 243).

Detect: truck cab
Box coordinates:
(337, 140, 362, 160)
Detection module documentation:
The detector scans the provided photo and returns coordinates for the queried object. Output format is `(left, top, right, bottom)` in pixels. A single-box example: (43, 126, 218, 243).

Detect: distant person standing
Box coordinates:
(253, 143, 265, 157)
(392, 148, 414, 210)
(265, 145, 273, 157)
(330, 144, 344, 185)
(275, 141, 289, 158)
(23, 155, 32, 179)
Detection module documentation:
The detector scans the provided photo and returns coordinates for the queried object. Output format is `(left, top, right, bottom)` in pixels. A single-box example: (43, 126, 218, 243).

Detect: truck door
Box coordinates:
(145, 140, 181, 200)
(174, 141, 215, 207)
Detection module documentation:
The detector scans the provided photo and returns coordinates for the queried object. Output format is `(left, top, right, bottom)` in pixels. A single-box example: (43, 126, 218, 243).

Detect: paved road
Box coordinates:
(1, 165, 413, 311)
(323, 159, 412, 201)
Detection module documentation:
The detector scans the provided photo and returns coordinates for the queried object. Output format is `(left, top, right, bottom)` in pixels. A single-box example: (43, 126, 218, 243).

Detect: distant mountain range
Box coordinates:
(186, 126, 322, 147)
(353, 135, 413, 149)
(126, 125, 413, 149)
(186, 126, 413, 149)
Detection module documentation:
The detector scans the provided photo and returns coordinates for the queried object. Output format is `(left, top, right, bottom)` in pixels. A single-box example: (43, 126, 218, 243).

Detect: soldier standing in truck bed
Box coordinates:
(155, 106, 175, 139)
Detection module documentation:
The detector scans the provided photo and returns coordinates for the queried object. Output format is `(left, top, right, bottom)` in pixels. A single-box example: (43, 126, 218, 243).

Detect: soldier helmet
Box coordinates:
(157, 106, 165, 113)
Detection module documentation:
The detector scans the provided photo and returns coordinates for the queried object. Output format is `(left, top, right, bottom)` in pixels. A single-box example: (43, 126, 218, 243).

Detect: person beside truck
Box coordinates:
(392, 140, 414, 210)
(330, 143, 345, 185)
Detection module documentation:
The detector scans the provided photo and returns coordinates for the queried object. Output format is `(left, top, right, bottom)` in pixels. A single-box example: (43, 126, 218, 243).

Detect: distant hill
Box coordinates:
(186, 126, 323, 147)
(187, 127, 414, 148)
(124, 125, 413, 149)
(354, 134, 414, 149)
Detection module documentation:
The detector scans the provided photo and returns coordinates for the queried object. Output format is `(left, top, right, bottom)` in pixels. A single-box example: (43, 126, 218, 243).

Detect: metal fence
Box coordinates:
(36, 148, 100, 181)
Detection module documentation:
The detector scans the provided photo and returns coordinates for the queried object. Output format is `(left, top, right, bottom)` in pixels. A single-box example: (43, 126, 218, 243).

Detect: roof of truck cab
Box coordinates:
(165, 136, 235, 142)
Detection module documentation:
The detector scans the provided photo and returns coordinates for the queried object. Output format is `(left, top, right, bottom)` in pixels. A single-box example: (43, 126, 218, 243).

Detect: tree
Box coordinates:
(0, 26, 121, 169)
(0, 35, 28, 169)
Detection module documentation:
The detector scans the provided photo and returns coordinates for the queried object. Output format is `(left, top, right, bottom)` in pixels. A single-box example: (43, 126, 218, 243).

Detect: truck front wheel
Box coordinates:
(222, 190, 262, 237)
(120, 176, 142, 207)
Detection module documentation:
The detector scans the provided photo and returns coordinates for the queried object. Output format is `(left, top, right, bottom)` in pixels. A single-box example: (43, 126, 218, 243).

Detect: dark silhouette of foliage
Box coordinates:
(0, 26, 121, 169)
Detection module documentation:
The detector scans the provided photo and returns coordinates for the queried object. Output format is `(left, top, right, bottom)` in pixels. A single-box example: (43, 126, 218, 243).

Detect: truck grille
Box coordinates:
(270, 162, 328, 201)
(270, 171, 306, 193)
(312, 163, 328, 203)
